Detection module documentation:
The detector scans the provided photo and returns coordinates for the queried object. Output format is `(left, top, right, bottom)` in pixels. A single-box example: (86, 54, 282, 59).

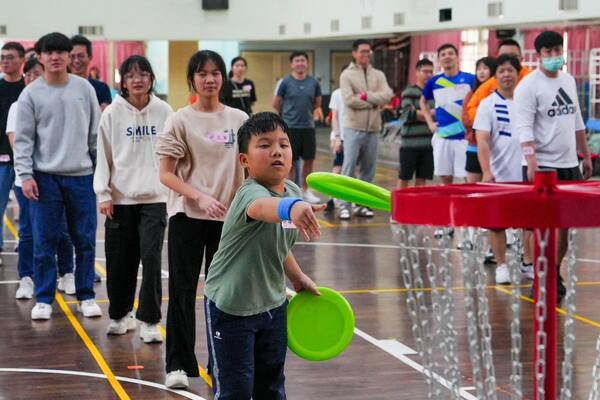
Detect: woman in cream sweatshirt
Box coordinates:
(156, 50, 247, 389)
(93, 55, 173, 343)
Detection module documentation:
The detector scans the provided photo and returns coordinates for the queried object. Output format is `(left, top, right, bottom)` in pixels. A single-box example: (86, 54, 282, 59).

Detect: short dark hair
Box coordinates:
(495, 54, 522, 74)
(238, 112, 289, 154)
(119, 55, 155, 98)
(437, 43, 458, 56)
(35, 32, 73, 54)
(187, 50, 227, 96)
(228, 56, 247, 78)
(416, 58, 434, 70)
(1, 42, 25, 57)
(24, 57, 43, 74)
(71, 34, 93, 56)
(534, 30, 563, 53)
(289, 51, 308, 62)
(498, 38, 521, 51)
(352, 39, 371, 51)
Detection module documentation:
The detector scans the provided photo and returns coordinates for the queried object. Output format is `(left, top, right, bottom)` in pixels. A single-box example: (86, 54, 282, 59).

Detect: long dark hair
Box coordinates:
(474, 56, 497, 90)
(119, 55, 155, 98)
(186, 50, 227, 96)
(228, 56, 247, 78)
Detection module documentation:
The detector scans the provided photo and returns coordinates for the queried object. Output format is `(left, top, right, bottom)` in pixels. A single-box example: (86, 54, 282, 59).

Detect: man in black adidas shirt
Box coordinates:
(514, 30, 592, 303)
(0, 42, 25, 258)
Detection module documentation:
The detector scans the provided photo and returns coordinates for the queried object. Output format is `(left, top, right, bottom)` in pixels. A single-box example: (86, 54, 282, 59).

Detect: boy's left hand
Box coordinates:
(292, 273, 321, 296)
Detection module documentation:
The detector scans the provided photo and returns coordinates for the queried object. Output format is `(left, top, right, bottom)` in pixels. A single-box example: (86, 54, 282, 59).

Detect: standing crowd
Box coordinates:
(0, 29, 589, 399)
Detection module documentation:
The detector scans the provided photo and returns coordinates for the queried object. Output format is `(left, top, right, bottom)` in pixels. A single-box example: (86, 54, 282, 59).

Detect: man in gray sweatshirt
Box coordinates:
(14, 32, 102, 320)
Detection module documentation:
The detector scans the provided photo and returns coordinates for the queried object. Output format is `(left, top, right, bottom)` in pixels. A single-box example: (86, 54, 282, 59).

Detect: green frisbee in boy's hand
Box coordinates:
(306, 172, 391, 212)
(287, 287, 355, 361)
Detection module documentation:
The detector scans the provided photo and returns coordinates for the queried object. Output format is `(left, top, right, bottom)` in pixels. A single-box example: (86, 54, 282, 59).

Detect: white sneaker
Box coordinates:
(106, 312, 136, 335)
(140, 322, 163, 343)
(339, 207, 351, 220)
(354, 206, 374, 218)
(57, 273, 76, 295)
(302, 189, 320, 204)
(520, 263, 535, 280)
(78, 299, 102, 318)
(16, 276, 34, 300)
(434, 227, 453, 238)
(31, 302, 52, 320)
(165, 370, 189, 389)
(495, 264, 511, 285)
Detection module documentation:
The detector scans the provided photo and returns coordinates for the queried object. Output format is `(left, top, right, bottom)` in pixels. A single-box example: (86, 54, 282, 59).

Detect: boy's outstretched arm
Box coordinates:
(284, 252, 320, 296)
(247, 198, 326, 241)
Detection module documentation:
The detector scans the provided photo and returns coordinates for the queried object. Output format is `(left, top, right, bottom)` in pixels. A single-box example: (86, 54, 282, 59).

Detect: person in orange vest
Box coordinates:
(465, 39, 532, 126)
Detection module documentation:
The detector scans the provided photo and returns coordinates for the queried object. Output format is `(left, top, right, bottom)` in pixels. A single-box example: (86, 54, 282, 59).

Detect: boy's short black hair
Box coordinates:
(352, 39, 371, 51)
(1, 42, 25, 57)
(24, 57, 43, 74)
(534, 30, 563, 53)
(498, 38, 521, 51)
(289, 51, 308, 62)
(437, 43, 458, 56)
(35, 32, 73, 54)
(238, 112, 289, 154)
(186, 50, 227, 95)
(119, 55, 155, 97)
(416, 58, 434, 69)
(71, 34, 93, 56)
(495, 54, 522, 73)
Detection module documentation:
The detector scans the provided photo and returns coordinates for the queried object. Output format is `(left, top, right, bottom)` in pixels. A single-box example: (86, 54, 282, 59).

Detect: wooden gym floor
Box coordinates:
(1, 131, 600, 399)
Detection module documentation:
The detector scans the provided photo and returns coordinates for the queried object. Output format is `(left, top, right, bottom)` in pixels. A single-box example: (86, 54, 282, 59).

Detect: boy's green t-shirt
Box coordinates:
(204, 178, 301, 316)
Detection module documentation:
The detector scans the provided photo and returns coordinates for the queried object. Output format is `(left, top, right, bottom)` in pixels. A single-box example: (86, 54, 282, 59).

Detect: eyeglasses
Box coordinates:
(124, 72, 152, 81)
(357, 50, 372, 55)
(0, 55, 18, 61)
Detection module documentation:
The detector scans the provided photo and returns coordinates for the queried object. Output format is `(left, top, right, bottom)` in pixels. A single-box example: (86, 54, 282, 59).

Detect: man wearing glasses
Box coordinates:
(0, 42, 25, 262)
(70, 35, 112, 111)
(338, 39, 393, 220)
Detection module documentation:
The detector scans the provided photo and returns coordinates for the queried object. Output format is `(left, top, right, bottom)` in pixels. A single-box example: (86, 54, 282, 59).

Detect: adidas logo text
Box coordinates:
(548, 88, 576, 117)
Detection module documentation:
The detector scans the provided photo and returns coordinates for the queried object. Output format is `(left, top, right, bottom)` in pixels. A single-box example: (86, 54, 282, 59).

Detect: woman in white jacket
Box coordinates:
(93, 55, 173, 342)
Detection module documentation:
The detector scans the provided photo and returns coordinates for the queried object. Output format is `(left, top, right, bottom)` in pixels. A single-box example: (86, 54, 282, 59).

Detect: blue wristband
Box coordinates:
(277, 197, 303, 221)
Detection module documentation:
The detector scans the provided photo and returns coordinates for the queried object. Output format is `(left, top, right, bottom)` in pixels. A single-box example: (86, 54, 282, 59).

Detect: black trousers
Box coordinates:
(165, 213, 224, 376)
(105, 203, 166, 323)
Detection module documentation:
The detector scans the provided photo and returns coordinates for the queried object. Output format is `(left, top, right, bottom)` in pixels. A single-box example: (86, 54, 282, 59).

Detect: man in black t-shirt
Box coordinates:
(0, 42, 25, 258)
(70, 35, 112, 110)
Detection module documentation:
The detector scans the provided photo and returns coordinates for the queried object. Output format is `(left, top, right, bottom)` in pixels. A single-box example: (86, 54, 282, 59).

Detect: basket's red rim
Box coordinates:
(391, 171, 600, 229)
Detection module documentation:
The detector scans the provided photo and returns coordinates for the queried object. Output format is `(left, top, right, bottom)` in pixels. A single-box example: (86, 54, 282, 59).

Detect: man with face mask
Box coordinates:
(514, 30, 592, 303)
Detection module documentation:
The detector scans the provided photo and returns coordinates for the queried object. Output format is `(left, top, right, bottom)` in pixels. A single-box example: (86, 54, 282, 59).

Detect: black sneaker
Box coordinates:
(325, 199, 335, 212)
(557, 274, 566, 303)
(484, 248, 496, 264)
(94, 272, 102, 283)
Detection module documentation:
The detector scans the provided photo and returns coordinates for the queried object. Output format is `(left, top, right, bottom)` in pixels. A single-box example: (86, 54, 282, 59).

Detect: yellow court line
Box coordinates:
(95, 262, 107, 277)
(317, 218, 335, 228)
(56, 293, 130, 399)
(4, 216, 129, 398)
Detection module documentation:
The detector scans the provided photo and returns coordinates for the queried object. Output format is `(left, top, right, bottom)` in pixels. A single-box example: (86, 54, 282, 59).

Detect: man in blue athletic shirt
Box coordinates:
(420, 43, 475, 185)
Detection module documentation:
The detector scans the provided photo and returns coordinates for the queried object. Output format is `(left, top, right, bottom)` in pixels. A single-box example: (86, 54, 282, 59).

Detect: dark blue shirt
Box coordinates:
(276, 75, 321, 129)
(88, 78, 112, 106)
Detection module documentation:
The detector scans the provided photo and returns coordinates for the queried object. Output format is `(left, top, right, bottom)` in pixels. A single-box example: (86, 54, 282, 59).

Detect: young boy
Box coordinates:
(204, 112, 323, 399)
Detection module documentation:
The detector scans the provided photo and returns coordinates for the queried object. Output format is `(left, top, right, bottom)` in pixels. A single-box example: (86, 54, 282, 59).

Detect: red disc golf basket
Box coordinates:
(391, 170, 600, 400)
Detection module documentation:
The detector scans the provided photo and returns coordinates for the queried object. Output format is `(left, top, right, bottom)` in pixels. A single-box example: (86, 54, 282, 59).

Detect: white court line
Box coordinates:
(285, 288, 477, 399)
(0, 368, 206, 400)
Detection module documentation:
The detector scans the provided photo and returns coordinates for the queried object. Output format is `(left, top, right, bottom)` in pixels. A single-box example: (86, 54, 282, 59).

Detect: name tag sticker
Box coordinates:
(208, 132, 230, 143)
(242, 84, 252, 92)
(0, 155, 10, 162)
(281, 220, 297, 229)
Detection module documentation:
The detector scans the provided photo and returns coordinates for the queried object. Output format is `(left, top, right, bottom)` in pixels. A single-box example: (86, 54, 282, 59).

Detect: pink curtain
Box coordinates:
(522, 26, 565, 51)
(487, 30, 500, 56)
(408, 31, 462, 84)
(90, 41, 109, 82)
(590, 26, 600, 49)
(115, 41, 145, 70)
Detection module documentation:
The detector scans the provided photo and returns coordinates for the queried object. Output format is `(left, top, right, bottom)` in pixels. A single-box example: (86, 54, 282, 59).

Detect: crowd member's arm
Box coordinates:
(14, 92, 38, 200)
(514, 82, 538, 182)
(419, 95, 437, 134)
(93, 113, 114, 219)
(362, 73, 394, 106)
(466, 78, 495, 125)
(6, 102, 18, 150)
(284, 252, 320, 296)
(330, 109, 342, 152)
(576, 129, 592, 179)
(156, 117, 227, 219)
(272, 79, 286, 113)
(340, 72, 372, 110)
(87, 84, 101, 166)
(247, 197, 325, 241)
(476, 130, 494, 182)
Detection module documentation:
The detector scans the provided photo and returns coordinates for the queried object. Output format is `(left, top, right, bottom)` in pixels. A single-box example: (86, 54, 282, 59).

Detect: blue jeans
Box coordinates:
(15, 186, 74, 279)
(205, 299, 287, 400)
(0, 165, 15, 250)
(29, 172, 96, 304)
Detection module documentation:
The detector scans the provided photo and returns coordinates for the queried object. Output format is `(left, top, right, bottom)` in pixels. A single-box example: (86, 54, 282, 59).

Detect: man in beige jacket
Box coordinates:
(339, 39, 393, 220)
